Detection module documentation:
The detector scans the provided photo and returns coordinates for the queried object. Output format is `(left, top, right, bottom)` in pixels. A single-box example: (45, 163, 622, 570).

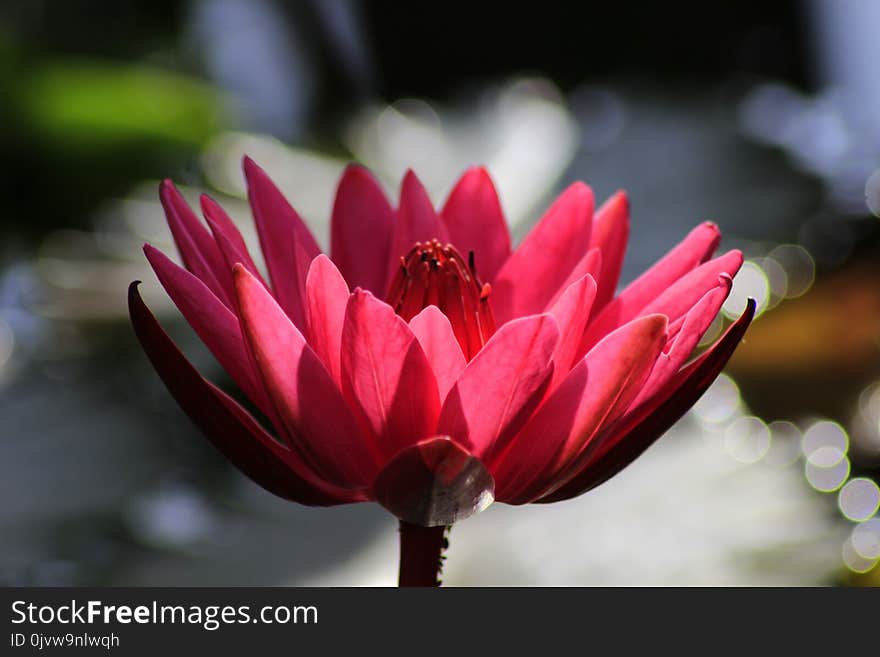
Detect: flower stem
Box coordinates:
(397, 521, 448, 587)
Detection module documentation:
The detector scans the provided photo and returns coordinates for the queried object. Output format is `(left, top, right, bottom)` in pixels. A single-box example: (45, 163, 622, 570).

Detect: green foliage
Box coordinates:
(19, 60, 226, 150)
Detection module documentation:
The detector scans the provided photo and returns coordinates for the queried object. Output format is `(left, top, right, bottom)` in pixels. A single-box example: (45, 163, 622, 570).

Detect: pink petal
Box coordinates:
(440, 167, 511, 283)
(589, 191, 629, 314)
(330, 164, 395, 295)
(537, 299, 756, 503)
(409, 305, 467, 403)
(437, 314, 559, 460)
(547, 274, 598, 390)
(200, 194, 265, 285)
(545, 247, 602, 310)
(341, 289, 441, 459)
(243, 156, 320, 329)
(304, 254, 350, 385)
(492, 182, 594, 323)
(234, 265, 378, 488)
(580, 223, 724, 351)
(492, 314, 667, 504)
(387, 170, 449, 289)
(159, 180, 233, 307)
(372, 436, 494, 526)
(128, 281, 361, 505)
(632, 274, 732, 407)
(143, 244, 270, 416)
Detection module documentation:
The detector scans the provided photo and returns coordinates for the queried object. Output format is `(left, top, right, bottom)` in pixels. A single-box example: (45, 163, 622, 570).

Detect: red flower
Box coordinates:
(129, 158, 753, 528)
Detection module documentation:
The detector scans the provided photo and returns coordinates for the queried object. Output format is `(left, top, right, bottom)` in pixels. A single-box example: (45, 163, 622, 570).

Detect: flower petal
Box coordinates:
(234, 265, 378, 488)
(387, 170, 449, 289)
(590, 190, 629, 314)
(440, 167, 511, 283)
(537, 299, 756, 503)
(243, 156, 320, 329)
(200, 193, 266, 286)
(437, 314, 559, 460)
(638, 250, 742, 325)
(582, 221, 721, 348)
(341, 289, 441, 459)
(143, 244, 270, 415)
(632, 274, 732, 407)
(492, 314, 667, 503)
(128, 281, 360, 505)
(305, 254, 349, 385)
(409, 305, 467, 403)
(330, 164, 395, 295)
(545, 247, 602, 310)
(547, 273, 598, 390)
(159, 180, 233, 307)
(492, 182, 594, 323)
(372, 436, 494, 526)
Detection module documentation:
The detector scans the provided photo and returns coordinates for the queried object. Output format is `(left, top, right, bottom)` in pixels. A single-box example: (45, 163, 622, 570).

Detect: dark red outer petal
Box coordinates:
(535, 298, 756, 504)
(128, 281, 361, 506)
(372, 436, 495, 527)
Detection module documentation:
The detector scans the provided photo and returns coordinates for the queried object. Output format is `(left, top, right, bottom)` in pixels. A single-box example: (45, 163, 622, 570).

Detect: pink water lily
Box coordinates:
(129, 158, 753, 584)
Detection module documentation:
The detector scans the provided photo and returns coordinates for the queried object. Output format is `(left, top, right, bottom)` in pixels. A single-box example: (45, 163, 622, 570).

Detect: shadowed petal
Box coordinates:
(200, 194, 266, 286)
(545, 247, 602, 310)
(537, 299, 756, 503)
(305, 255, 349, 385)
(492, 182, 594, 323)
(341, 289, 441, 459)
(583, 222, 721, 348)
(637, 250, 742, 326)
(590, 191, 629, 314)
(243, 156, 320, 329)
(632, 274, 732, 407)
(493, 314, 667, 503)
(330, 164, 395, 295)
(547, 274, 598, 389)
(409, 305, 467, 403)
(143, 244, 271, 415)
(387, 170, 449, 289)
(159, 180, 233, 306)
(441, 167, 511, 283)
(437, 314, 559, 459)
(373, 436, 494, 526)
(128, 281, 361, 505)
(235, 265, 378, 488)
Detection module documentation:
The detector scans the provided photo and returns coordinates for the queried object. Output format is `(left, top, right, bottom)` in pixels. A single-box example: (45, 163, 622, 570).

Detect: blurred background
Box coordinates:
(2, 0, 880, 586)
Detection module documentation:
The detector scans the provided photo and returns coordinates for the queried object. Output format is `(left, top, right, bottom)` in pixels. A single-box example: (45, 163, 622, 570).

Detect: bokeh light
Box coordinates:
(842, 536, 878, 574)
(764, 420, 803, 468)
(805, 448, 851, 493)
(765, 244, 815, 299)
(724, 416, 771, 463)
(802, 420, 849, 458)
(691, 373, 741, 425)
(838, 478, 880, 522)
(866, 169, 880, 218)
(851, 518, 880, 559)
(722, 260, 770, 319)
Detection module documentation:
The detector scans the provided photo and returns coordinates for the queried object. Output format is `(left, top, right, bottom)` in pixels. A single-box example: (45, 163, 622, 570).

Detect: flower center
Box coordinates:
(386, 240, 495, 360)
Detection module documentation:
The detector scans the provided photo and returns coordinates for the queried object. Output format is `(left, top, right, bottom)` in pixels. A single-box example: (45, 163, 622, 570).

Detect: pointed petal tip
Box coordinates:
(342, 161, 370, 176)
(199, 192, 219, 213)
(400, 168, 426, 192)
(566, 180, 595, 202)
(241, 154, 258, 173)
(158, 178, 182, 206)
(231, 261, 250, 285)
